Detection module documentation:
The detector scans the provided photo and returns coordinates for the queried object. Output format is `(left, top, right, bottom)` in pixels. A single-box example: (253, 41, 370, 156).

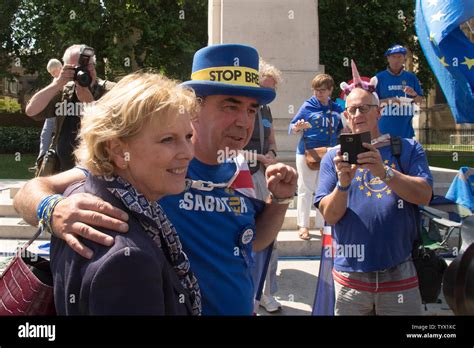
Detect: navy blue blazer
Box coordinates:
(50, 175, 193, 315)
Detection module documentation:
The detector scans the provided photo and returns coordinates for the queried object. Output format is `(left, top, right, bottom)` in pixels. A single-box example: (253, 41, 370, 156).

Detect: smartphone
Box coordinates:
(339, 132, 371, 164)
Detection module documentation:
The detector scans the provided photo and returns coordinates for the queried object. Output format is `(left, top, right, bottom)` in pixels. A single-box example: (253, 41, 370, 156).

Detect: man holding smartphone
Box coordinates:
(315, 86, 432, 315)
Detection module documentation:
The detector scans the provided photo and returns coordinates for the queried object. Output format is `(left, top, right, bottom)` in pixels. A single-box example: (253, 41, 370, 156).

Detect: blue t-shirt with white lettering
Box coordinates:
(314, 139, 432, 272)
(160, 158, 264, 315)
(289, 96, 344, 155)
(375, 69, 423, 138)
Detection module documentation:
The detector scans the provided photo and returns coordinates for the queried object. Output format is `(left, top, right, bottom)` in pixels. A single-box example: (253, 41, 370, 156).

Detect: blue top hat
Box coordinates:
(181, 44, 276, 105)
(384, 44, 407, 56)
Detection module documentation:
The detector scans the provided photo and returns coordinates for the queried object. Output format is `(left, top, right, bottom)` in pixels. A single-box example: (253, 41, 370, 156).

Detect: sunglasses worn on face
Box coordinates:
(345, 104, 378, 115)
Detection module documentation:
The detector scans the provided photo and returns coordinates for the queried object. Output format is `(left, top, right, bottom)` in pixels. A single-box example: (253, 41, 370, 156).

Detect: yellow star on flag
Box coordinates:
(377, 193, 383, 199)
(366, 191, 372, 197)
(461, 57, 474, 70)
(384, 160, 389, 164)
(320, 129, 323, 132)
(356, 176, 362, 182)
(391, 163, 396, 168)
(439, 56, 449, 67)
(358, 168, 364, 173)
(386, 189, 392, 195)
(359, 185, 364, 190)
(429, 32, 435, 41)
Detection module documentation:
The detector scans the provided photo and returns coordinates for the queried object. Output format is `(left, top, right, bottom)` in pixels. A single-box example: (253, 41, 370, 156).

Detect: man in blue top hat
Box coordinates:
(375, 44, 423, 138)
(14, 44, 297, 315)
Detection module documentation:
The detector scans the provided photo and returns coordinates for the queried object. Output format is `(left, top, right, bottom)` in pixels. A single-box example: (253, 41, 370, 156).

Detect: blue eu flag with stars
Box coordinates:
(415, 0, 474, 124)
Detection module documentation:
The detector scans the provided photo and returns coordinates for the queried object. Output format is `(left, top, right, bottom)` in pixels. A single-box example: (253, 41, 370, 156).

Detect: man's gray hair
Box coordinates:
(62, 44, 96, 65)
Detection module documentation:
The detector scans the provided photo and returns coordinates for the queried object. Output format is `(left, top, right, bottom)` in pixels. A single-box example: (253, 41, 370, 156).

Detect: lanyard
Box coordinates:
(184, 154, 244, 192)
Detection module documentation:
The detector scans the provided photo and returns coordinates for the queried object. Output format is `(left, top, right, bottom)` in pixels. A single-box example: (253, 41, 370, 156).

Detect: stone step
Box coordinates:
(281, 209, 319, 230)
(0, 180, 27, 200)
(9, 186, 21, 199)
(430, 166, 458, 184)
(0, 218, 45, 239)
(276, 229, 322, 257)
(0, 179, 452, 219)
(0, 193, 17, 217)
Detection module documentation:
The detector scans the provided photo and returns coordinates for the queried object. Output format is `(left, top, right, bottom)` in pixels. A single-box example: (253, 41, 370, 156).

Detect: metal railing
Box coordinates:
(418, 128, 474, 152)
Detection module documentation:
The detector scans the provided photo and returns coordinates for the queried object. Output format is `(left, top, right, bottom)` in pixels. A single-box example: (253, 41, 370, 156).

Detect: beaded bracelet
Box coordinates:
(37, 194, 64, 235)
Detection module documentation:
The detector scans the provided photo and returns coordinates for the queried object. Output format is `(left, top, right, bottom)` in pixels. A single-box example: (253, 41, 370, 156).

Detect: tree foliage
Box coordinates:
(319, 0, 435, 97)
(0, 0, 21, 79)
(2, 0, 207, 89)
(3, 0, 436, 98)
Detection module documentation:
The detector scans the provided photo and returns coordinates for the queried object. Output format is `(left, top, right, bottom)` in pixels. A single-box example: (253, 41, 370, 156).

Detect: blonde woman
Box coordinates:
(50, 72, 201, 315)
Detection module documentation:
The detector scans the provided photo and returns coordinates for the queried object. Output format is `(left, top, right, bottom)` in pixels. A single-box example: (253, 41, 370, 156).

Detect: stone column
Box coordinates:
(208, 0, 324, 165)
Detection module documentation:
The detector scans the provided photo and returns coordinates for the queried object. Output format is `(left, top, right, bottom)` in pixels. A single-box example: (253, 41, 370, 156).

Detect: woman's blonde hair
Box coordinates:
(259, 58, 282, 88)
(74, 71, 198, 176)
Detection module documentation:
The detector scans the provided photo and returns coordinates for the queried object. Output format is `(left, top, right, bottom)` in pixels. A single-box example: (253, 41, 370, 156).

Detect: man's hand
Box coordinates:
(334, 150, 357, 186)
(357, 143, 385, 178)
(293, 119, 312, 132)
(53, 64, 75, 90)
(51, 193, 129, 259)
(403, 86, 418, 98)
(265, 163, 297, 199)
(75, 85, 94, 103)
(257, 153, 278, 167)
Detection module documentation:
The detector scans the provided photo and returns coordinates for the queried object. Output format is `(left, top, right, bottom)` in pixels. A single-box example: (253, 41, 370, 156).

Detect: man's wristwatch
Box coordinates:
(381, 165, 395, 183)
(336, 181, 351, 192)
(269, 193, 293, 205)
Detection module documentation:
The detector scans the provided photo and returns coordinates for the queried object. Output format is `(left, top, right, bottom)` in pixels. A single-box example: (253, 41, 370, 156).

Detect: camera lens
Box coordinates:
(74, 68, 92, 87)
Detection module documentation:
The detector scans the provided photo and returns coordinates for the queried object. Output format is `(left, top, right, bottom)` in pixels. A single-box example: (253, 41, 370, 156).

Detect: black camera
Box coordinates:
(74, 46, 94, 87)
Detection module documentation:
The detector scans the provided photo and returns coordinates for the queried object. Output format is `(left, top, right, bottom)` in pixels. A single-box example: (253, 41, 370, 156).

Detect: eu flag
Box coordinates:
(446, 166, 474, 212)
(415, 0, 474, 124)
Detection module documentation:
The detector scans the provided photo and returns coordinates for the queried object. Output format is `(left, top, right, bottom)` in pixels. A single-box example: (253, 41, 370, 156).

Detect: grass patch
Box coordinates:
(427, 151, 474, 170)
(0, 153, 36, 179)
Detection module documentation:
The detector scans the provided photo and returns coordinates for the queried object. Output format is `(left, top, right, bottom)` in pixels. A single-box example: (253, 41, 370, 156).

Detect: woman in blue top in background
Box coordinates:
(289, 74, 343, 240)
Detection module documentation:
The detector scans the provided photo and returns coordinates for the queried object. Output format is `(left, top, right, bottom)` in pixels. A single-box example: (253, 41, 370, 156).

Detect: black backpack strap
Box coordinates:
(390, 136, 403, 173)
(390, 137, 423, 244)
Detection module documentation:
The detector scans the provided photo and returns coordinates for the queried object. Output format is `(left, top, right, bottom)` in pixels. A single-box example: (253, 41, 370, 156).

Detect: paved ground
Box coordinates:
(256, 259, 454, 316)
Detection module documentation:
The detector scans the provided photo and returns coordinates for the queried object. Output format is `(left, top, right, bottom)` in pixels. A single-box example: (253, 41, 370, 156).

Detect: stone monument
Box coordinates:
(208, 0, 324, 165)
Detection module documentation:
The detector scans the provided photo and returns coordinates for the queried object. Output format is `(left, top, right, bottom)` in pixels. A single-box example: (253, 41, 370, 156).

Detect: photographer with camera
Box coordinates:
(26, 44, 115, 173)
(315, 62, 433, 315)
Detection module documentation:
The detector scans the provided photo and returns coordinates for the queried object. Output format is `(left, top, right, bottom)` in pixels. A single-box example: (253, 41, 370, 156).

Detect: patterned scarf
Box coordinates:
(100, 175, 201, 315)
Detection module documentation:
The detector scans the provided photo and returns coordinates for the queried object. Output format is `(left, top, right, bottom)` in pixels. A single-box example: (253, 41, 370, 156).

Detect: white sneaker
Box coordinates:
(260, 295, 282, 313)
